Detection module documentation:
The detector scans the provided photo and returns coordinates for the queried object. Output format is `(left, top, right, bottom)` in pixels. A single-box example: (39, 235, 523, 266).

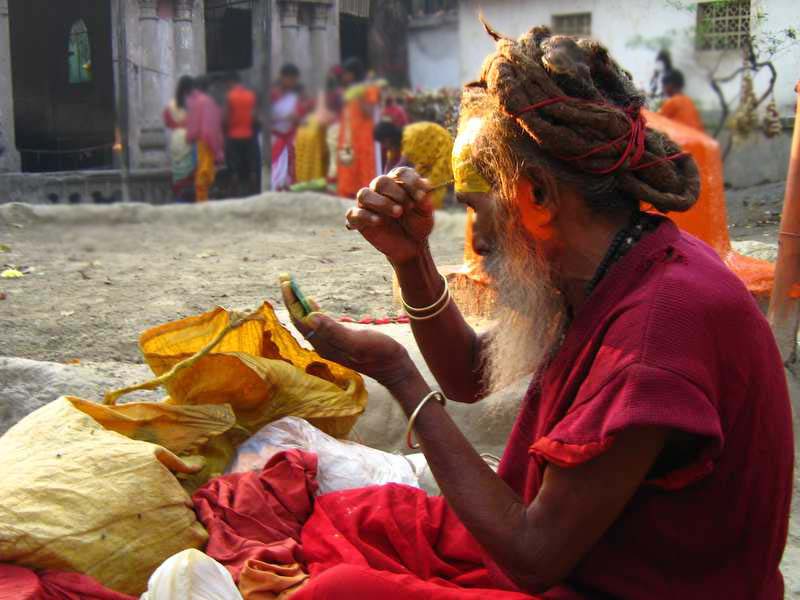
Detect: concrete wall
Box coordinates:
(408, 14, 460, 90)
(449, 0, 800, 187)
(457, 0, 799, 115)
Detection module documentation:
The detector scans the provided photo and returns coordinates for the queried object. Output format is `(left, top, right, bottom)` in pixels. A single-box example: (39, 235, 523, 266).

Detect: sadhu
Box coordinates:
(284, 25, 793, 599)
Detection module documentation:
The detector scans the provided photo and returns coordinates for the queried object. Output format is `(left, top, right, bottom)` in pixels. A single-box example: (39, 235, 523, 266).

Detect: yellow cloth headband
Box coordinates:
(452, 117, 491, 194)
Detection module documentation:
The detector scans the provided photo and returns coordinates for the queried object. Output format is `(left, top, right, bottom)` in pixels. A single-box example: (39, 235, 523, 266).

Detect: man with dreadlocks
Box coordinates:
(285, 26, 793, 599)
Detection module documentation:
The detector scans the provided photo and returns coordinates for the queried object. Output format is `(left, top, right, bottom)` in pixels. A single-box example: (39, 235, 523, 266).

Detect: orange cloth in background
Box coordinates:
(659, 94, 705, 132)
(336, 85, 379, 198)
(239, 561, 308, 599)
(227, 85, 257, 140)
(195, 141, 216, 202)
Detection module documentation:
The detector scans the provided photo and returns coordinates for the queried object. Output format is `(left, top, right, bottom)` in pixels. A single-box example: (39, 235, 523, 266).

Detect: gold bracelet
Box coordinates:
(405, 390, 447, 449)
(400, 273, 449, 315)
(405, 292, 451, 321)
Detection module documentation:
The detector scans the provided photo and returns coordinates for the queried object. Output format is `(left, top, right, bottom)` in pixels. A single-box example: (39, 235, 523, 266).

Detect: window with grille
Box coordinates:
(551, 12, 592, 36)
(696, 1, 751, 51)
(410, 0, 457, 17)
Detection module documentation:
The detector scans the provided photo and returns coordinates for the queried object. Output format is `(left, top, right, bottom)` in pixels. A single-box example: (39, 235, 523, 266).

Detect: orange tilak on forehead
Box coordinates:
(516, 178, 554, 241)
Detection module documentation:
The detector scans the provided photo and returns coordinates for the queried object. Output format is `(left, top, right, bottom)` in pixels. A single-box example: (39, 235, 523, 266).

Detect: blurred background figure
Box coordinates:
(292, 66, 344, 193)
(336, 57, 380, 198)
(659, 69, 705, 132)
(186, 76, 224, 202)
(163, 76, 196, 203)
(271, 63, 305, 191)
(381, 96, 409, 128)
(223, 71, 260, 197)
(374, 120, 453, 210)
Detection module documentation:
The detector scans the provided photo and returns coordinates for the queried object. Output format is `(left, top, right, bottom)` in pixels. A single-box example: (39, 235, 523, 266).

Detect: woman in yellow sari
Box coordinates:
(374, 120, 454, 209)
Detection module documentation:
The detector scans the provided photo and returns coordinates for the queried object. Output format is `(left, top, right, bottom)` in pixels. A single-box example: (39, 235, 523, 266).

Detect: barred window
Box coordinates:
(551, 12, 592, 36)
(410, 0, 457, 17)
(341, 0, 371, 18)
(696, 1, 751, 51)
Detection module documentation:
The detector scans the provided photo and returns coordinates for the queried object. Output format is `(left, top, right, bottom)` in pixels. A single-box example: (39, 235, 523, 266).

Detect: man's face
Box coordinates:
(457, 191, 496, 257)
(663, 82, 678, 97)
(341, 70, 355, 85)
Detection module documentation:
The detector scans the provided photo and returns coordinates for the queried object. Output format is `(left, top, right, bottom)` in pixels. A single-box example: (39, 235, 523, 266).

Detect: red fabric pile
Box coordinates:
(0, 564, 135, 600)
(192, 450, 318, 581)
(192, 449, 533, 599)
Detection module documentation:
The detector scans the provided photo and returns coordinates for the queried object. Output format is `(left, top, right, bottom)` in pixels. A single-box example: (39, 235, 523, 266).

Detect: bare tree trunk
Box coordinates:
(368, 0, 409, 87)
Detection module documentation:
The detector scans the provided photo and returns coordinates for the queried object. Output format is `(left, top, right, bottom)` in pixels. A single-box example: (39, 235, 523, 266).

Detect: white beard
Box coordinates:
(482, 221, 567, 395)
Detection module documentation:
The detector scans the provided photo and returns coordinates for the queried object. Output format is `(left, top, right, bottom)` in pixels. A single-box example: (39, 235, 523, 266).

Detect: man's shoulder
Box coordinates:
(603, 230, 765, 367)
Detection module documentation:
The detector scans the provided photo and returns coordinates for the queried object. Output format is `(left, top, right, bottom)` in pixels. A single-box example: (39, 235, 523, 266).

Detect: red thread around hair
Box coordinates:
(514, 97, 683, 175)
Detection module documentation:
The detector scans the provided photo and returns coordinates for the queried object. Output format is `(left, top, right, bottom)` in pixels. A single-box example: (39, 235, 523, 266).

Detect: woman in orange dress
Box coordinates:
(336, 58, 380, 198)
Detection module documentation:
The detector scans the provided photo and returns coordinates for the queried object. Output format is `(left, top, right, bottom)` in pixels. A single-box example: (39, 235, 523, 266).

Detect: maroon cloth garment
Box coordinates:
(0, 564, 135, 600)
(498, 218, 793, 599)
(295, 218, 792, 599)
(192, 449, 318, 581)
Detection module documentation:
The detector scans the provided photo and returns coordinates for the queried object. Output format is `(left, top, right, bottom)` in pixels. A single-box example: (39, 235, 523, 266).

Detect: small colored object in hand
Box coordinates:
(279, 273, 313, 317)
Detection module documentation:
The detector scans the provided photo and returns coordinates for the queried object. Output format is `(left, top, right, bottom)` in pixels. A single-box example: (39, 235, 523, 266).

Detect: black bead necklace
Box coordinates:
(585, 212, 657, 296)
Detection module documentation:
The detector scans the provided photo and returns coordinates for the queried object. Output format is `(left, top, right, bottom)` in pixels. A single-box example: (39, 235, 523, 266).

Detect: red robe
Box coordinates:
(294, 218, 793, 599)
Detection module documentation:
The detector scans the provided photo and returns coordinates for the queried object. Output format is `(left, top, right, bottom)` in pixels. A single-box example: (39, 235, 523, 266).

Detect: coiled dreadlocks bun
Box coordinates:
(476, 24, 700, 214)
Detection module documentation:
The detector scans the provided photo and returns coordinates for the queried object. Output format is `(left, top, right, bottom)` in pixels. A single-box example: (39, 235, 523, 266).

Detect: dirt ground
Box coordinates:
(3, 182, 800, 595)
(0, 193, 466, 364)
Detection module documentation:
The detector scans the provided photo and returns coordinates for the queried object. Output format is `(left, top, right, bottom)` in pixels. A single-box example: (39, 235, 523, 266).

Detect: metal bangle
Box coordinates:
(405, 390, 447, 450)
(405, 292, 452, 321)
(400, 273, 449, 315)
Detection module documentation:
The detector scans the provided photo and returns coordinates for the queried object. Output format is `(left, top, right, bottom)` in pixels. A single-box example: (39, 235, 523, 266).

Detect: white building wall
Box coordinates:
(456, 0, 799, 116)
(408, 18, 461, 90)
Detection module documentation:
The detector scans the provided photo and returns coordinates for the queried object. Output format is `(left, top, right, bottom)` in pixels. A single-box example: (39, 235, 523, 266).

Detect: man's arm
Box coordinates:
(393, 248, 487, 403)
(389, 367, 667, 593)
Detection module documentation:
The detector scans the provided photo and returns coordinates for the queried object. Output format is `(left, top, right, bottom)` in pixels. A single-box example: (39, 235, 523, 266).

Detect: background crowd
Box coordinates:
(162, 58, 457, 208)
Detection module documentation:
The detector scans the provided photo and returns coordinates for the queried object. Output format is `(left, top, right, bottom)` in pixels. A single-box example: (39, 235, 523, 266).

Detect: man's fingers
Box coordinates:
(388, 167, 432, 202)
(369, 175, 412, 205)
(304, 312, 355, 359)
(346, 207, 387, 231)
(357, 188, 404, 218)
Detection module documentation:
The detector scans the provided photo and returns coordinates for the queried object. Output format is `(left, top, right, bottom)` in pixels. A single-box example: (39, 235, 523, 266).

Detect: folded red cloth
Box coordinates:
(0, 564, 135, 600)
(192, 449, 318, 581)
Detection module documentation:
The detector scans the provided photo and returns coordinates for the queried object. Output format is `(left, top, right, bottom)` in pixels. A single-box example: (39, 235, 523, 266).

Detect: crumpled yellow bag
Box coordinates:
(0, 397, 209, 595)
(126, 302, 368, 439)
(73, 397, 249, 493)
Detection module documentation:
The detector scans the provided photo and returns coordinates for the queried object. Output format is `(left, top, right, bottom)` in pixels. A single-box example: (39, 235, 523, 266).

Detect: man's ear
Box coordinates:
(517, 177, 555, 240)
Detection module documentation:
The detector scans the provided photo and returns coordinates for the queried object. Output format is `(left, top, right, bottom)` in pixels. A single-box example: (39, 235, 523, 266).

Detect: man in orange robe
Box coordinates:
(659, 70, 705, 132)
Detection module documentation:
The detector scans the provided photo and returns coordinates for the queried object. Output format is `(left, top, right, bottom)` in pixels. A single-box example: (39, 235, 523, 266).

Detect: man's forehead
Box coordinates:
(452, 117, 491, 195)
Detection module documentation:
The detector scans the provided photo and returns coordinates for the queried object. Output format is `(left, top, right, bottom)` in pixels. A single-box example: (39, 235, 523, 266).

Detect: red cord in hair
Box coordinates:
(514, 97, 678, 175)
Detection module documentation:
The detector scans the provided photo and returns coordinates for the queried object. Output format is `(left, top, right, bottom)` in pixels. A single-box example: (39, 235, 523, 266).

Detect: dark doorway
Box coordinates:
(9, 0, 116, 172)
(205, 0, 254, 73)
(340, 14, 370, 67)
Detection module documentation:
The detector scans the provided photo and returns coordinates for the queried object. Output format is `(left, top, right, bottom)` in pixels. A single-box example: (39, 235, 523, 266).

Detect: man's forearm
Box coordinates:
(387, 370, 548, 592)
(393, 248, 485, 403)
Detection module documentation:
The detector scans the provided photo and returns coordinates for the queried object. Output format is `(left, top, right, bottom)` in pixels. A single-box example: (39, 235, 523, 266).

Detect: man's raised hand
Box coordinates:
(347, 167, 435, 266)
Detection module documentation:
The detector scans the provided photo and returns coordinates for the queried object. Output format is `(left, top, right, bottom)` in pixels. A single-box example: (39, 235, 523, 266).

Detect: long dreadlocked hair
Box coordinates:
(464, 24, 701, 218)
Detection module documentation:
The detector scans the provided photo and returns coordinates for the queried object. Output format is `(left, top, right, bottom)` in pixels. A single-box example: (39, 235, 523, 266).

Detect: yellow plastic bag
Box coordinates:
(71, 398, 250, 492)
(134, 302, 368, 438)
(0, 397, 208, 595)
